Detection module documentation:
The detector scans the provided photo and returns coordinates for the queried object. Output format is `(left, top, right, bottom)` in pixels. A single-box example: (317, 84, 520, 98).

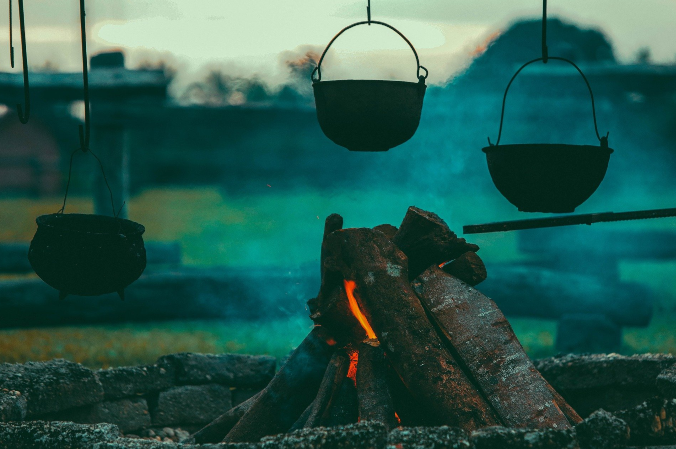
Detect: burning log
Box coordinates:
(442, 251, 487, 286)
(392, 206, 479, 279)
(411, 266, 571, 429)
(321, 227, 500, 431)
(303, 351, 350, 428)
(223, 327, 336, 443)
(323, 377, 358, 426)
(356, 341, 398, 430)
(191, 390, 262, 443)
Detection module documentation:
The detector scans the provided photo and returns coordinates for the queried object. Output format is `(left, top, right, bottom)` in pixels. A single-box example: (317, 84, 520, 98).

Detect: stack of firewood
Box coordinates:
(191, 207, 581, 444)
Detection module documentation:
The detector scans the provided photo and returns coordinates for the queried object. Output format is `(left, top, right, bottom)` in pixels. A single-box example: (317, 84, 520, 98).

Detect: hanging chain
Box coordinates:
(542, 0, 548, 63)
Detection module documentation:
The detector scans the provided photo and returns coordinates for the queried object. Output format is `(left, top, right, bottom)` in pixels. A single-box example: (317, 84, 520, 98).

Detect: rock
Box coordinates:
(260, 421, 387, 449)
(536, 354, 676, 391)
(471, 426, 578, 449)
(0, 420, 119, 448)
(575, 409, 629, 449)
(0, 390, 27, 421)
(0, 359, 104, 417)
(387, 426, 471, 449)
(657, 365, 676, 398)
(535, 354, 676, 416)
(442, 252, 487, 286)
(555, 314, 622, 354)
(157, 353, 275, 388)
(151, 384, 232, 426)
(615, 397, 676, 446)
(47, 398, 151, 433)
(97, 364, 175, 399)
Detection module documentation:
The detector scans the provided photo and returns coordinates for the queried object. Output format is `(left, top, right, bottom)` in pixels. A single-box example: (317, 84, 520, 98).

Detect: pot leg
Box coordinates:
(117, 289, 125, 301)
(58, 291, 68, 300)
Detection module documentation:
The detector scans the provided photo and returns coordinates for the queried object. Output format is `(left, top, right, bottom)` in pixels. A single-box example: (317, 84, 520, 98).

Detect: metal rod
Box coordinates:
(79, 0, 90, 151)
(16, 0, 29, 124)
(8, 0, 13, 67)
(542, 0, 548, 63)
(463, 207, 676, 234)
(367, 0, 371, 24)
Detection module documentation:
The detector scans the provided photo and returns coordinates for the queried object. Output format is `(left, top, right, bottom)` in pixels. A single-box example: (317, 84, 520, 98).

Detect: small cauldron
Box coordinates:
(483, 144, 613, 213)
(485, 57, 613, 213)
(28, 213, 146, 299)
(311, 20, 428, 152)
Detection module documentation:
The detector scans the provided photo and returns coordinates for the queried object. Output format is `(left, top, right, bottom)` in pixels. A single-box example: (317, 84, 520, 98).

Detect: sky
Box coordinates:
(0, 0, 674, 87)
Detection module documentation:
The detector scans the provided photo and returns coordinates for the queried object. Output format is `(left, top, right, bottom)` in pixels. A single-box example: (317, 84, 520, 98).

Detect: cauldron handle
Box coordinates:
(488, 57, 609, 148)
(311, 20, 428, 84)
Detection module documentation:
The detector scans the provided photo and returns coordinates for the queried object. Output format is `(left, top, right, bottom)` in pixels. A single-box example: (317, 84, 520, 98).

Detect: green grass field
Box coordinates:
(1, 188, 674, 368)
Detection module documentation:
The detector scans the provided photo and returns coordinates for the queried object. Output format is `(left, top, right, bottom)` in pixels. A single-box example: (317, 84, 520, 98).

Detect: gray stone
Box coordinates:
(657, 365, 676, 398)
(260, 421, 387, 449)
(157, 353, 275, 388)
(0, 420, 120, 448)
(97, 364, 176, 399)
(535, 353, 676, 391)
(48, 398, 151, 433)
(575, 409, 629, 449)
(555, 314, 622, 354)
(615, 397, 676, 446)
(0, 390, 27, 421)
(94, 441, 255, 449)
(471, 426, 578, 449)
(0, 359, 105, 417)
(151, 384, 232, 426)
(387, 426, 471, 449)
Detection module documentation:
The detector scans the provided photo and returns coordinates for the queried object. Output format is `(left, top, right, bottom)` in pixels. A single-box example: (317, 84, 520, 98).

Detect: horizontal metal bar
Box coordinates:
(463, 207, 676, 234)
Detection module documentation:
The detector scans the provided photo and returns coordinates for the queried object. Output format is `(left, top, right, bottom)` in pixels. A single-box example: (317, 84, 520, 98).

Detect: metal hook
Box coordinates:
(78, 0, 90, 152)
(367, 0, 371, 25)
(16, 0, 29, 124)
(542, 0, 549, 63)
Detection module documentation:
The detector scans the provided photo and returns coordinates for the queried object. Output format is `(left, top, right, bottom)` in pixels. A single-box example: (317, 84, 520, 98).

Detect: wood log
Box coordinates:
(303, 351, 350, 428)
(442, 251, 487, 286)
(386, 364, 439, 426)
(307, 214, 344, 321)
(547, 383, 583, 425)
(191, 390, 262, 443)
(373, 224, 398, 240)
(322, 377, 358, 427)
(322, 227, 500, 431)
(356, 341, 398, 430)
(289, 401, 314, 432)
(392, 206, 479, 279)
(412, 266, 571, 429)
(223, 327, 336, 443)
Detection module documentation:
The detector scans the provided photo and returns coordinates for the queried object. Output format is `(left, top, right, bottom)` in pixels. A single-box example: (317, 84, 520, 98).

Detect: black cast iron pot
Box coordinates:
(28, 213, 146, 299)
(311, 20, 428, 152)
(483, 143, 613, 213)
(485, 57, 613, 213)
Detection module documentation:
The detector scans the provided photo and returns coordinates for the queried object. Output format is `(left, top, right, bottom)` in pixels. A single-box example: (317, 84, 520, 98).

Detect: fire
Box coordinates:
(343, 280, 377, 340)
(347, 350, 359, 382)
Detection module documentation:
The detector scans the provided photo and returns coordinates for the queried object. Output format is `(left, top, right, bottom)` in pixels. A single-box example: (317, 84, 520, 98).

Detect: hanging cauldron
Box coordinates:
(29, 214, 146, 299)
(484, 57, 613, 213)
(312, 19, 428, 152)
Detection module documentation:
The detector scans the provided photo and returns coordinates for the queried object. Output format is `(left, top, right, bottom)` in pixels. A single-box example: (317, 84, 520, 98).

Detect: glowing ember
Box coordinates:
(344, 280, 377, 340)
(347, 350, 359, 382)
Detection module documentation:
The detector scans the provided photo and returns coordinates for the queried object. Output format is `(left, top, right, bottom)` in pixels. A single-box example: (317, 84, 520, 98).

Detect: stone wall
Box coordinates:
(0, 353, 275, 436)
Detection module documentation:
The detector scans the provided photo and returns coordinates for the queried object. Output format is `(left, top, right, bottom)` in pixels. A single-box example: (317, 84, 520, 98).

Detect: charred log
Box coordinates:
(322, 377, 358, 427)
(392, 206, 479, 279)
(412, 266, 571, 429)
(547, 383, 583, 425)
(356, 341, 398, 430)
(373, 224, 398, 240)
(321, 227, 499, 431)
(191, 390, 262, 443)
(223, 327, 336, 443)
(303, 351, 350, 428)
(442, 251, 487, 286)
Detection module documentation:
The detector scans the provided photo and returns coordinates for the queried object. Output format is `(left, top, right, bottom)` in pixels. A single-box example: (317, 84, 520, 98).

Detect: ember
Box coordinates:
(192, 206, 581, 444)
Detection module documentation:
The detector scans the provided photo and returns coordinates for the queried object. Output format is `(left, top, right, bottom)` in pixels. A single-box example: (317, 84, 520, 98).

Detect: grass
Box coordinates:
(0, 188, 674, 368)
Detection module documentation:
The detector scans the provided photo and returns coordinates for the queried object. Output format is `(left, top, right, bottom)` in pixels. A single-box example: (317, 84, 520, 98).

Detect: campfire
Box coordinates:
(191, 207, 581, 444)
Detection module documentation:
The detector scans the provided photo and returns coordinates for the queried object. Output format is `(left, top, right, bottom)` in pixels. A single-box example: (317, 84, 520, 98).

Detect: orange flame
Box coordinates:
(347, 350, 359, 383)
(344, 280, 377, 340)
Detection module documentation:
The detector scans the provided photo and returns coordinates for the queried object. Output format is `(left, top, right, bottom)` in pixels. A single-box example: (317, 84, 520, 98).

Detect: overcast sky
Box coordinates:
(1, 0, 674, 86)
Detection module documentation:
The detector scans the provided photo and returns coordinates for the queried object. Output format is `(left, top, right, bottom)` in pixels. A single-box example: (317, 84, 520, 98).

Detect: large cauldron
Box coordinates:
(484, 57, 613, 213)
(483, 144, 613, 213)
(311, 20, 427, 152)
(28, 213, 146, 298)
